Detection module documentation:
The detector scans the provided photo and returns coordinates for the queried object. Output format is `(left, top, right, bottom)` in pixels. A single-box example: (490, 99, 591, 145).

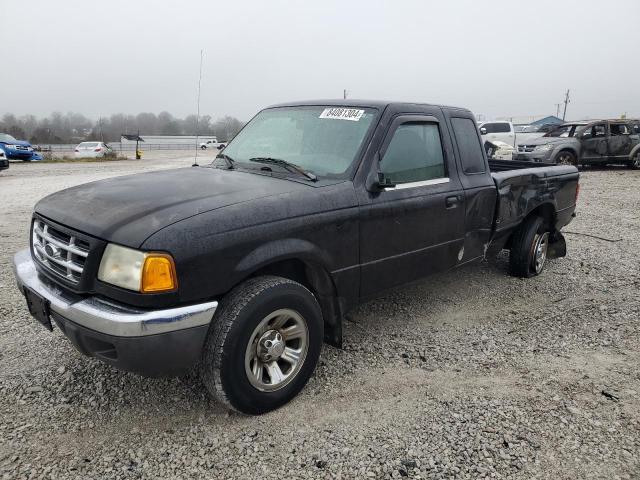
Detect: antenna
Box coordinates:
(193, 49, 204, 167)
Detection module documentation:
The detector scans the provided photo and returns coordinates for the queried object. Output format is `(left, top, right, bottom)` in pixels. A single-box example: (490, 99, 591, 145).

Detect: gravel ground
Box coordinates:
(1, 157, 638, 479)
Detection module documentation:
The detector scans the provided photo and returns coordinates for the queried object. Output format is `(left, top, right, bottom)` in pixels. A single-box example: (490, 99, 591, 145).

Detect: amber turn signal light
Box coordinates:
(141, 254, 178, 293)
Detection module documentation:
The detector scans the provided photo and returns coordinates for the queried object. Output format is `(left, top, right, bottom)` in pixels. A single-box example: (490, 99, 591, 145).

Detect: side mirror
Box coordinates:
(365, 152, 396, 191)
(480, 127, 487, 135)
(376, 172, 396, 189)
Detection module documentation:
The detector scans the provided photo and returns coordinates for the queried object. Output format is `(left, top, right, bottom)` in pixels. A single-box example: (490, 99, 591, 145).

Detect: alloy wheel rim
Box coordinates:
(244, 308, 309, 392)
(531, 232, 549, 274)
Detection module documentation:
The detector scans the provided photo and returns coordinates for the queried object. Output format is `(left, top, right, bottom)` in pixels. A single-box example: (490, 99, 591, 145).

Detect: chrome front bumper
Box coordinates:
(13, 248, 218, 337)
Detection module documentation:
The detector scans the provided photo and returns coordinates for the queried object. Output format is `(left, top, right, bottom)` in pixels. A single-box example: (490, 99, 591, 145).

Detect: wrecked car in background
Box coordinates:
(514, 119, 640, 168)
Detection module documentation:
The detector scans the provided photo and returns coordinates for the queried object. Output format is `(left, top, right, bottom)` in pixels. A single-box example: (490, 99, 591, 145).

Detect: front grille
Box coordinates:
(15, 145, 30, 151)
(518, 145, 536, 153)
(32, 219, 90, 284)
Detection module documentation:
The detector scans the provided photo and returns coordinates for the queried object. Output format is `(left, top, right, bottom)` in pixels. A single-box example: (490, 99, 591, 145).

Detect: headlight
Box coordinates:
(534, 144, 554, 151)
(5, 144, 17, 149)
(98, 244, 178, 293)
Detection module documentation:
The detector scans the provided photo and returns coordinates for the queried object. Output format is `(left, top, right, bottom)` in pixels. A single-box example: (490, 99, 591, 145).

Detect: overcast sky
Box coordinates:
(1, 0, 639, 122)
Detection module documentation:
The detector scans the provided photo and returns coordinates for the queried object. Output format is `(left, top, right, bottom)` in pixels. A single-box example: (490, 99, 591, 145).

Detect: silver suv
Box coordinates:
(514, 120, 640, 169)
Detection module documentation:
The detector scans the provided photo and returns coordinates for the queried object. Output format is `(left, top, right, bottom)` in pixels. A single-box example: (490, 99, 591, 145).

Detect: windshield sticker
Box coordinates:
(319, 108, 365, 121)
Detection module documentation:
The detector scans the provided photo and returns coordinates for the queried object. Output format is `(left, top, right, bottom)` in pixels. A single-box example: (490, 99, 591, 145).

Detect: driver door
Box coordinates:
(359, 112, 465, 297)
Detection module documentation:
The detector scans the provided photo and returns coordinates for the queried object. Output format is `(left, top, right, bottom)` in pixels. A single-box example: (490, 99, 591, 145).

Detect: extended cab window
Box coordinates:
(451, 117, 486, 174)
(380, 123, 445, 184)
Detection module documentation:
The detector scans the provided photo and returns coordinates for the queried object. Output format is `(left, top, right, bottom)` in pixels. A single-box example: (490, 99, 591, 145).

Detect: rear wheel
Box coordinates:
(556, 150, 577, 166)
(509, 216, 551, 278)
(200, 276, 322, 415)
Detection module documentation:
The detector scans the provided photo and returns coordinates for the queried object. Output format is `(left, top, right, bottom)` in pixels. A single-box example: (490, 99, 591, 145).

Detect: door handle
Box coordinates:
(445, 195, 461, 208)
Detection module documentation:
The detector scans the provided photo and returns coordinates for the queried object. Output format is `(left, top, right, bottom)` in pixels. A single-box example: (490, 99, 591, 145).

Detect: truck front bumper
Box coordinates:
(13, 249, 218, 377)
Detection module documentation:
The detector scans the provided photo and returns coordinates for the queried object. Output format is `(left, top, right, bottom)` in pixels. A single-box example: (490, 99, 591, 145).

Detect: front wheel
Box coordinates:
(200, 276, 323, 415)
(509, 216, 551, 278)
(627, 153, 640, 169)
(556, 150, 577, 166)
(200, 145, 207, 150)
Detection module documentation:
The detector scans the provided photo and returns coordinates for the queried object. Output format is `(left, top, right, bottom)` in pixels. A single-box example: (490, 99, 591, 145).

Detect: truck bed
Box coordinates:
(487, 160, 580, 249)
(488, 159, 555, 172)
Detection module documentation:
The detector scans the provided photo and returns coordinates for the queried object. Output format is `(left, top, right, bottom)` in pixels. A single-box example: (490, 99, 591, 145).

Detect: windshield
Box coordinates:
(219, 106, 377, 178)
(544, 124, 582, 138)
(0, 133, 18, 142)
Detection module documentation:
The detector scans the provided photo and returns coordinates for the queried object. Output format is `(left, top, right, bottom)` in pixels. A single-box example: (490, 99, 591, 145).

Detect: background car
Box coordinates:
(0, 133, 42, 161)
(74, 142, 113, 158)
(0, 148, 8, 172)
(199, 139, 226, 150)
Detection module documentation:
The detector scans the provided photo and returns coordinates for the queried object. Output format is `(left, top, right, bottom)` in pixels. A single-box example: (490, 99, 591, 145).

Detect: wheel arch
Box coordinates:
(526, 202, 557, 231)
(232, 239, 344, 348)
(553, 147, 579, 164)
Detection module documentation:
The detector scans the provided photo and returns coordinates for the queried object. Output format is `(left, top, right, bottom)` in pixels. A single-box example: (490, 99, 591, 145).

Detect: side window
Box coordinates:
(633, 124, 640, 134)
(380, 123, 445, 184)
(481, 123, 496, 133)
(495, 122, 511, 133)
(451, 117, 486, 174)
(610, 124, 630, 135)
(594, 124, 607, 137)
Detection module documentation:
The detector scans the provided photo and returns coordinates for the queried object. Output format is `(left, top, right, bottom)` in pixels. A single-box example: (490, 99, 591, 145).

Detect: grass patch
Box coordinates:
(40, 154, 129, 163)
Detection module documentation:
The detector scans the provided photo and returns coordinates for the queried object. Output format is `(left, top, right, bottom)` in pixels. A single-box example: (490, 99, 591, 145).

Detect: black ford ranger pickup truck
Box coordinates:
(13, 101, 579, 414)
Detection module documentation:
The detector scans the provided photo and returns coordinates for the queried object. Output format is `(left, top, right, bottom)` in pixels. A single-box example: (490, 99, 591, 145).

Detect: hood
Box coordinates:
(35, 167, 313, 247)
(519, 136, 575, 146)
(1, 139, 31, 147)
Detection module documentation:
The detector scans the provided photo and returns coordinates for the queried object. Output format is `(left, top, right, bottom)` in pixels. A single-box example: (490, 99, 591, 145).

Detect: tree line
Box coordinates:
(0, 112, 244, 144)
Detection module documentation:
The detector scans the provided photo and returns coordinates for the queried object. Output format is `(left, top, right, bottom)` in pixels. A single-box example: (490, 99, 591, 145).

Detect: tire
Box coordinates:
(200, 145, 207, 150)
(627, 152, 640, 169)
(509, 216, 551, 278)
(556, 150, 577, 166)
(200, 275, 323, 415)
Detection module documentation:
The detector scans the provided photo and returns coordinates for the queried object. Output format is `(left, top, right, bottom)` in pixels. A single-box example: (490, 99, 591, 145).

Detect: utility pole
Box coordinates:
(562, 89, 570, 121)
(343, 89, 347, 99)
(555, 103, 561, 118)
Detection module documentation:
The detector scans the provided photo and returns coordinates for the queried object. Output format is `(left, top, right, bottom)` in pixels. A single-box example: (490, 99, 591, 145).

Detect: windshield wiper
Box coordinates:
(249, 157, 317, 182)
(215, 153, 235, 169)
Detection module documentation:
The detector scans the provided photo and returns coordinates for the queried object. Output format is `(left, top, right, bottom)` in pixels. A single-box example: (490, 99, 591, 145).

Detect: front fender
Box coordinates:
(234, 238, 334, 279)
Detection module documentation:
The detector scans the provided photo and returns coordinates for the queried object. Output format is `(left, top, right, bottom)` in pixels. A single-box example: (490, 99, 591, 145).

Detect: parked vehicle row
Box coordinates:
(514, 119, 640, 168)
(13, 100, 579, 414)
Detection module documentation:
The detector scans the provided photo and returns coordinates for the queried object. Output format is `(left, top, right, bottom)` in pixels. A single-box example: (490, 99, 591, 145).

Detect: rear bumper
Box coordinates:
(13, 248, 217, 376)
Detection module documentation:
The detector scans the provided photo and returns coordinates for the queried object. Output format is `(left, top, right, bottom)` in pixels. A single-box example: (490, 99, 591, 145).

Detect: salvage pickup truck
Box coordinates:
(13, 100, 580, 414)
